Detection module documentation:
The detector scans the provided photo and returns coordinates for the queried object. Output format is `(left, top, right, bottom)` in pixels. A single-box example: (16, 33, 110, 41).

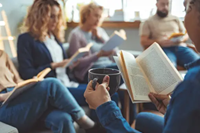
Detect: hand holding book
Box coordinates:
(51, 59, 70, 69)
(148, 92, 171, 114)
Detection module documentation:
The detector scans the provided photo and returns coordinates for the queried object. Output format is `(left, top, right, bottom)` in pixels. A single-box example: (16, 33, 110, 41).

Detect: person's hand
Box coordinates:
(51, 59, 70, 69)
(92, 28, 105, 43)
(84, 75, 111, 110)
(148, 92, 171, 114)
(69, 60, 80, 70)
(92, 28, 99, 38)
(0, 92, 12, 102)
(97, 50, 115, 57)
(158, 39, 176, 47)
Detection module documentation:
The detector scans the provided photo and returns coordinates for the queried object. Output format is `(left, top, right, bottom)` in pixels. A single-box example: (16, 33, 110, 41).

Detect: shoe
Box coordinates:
(85, 123, 107, 133)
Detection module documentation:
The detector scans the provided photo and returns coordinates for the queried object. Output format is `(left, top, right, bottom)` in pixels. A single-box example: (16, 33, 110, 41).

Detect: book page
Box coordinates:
(65, 52, 88, 67)
(120, 51, 151, 101)
(136, 43, 183, 95)
(114, 56, 133, 102)
(101, 32, 126, 51)
(64, 43, 93, 67)
(37, 68, 51, 80)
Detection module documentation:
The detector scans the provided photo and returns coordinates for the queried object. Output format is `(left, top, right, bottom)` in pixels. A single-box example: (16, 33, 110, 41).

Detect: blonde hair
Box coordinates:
(79, 2, 103, 25)
(22, 0, 65, 42)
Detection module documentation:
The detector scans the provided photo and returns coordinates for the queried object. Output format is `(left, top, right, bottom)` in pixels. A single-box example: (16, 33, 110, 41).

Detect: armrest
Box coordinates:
(0, 122, 18, 133)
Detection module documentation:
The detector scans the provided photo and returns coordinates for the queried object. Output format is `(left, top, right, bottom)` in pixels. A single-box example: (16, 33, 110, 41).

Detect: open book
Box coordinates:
(168, 32, 186, 42)
(2, 68, 51, 105)
(114, 43, 183, 103)
(101, 30, 126, 51)
(63, 43, 93, 67)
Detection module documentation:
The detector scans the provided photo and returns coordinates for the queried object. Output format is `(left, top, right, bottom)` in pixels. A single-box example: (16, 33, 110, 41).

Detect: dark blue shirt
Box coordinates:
(96, 59, 200, 133)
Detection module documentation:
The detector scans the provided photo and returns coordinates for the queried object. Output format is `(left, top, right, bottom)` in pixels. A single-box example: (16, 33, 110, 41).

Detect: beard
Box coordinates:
(157, 10, 168, 18)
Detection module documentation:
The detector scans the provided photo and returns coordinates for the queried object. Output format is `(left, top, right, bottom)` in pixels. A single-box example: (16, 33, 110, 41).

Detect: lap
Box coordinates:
(176, 46, 199, 67)
(0, 78, 81, 132)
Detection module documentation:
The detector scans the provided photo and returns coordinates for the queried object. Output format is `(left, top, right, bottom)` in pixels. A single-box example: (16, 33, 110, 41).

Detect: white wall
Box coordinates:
(0, 0, 34, 56)
(0, 0, 142, 57)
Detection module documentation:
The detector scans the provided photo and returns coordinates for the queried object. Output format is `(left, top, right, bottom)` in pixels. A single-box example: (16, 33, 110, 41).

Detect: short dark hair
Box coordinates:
(191, 0, 200, 11)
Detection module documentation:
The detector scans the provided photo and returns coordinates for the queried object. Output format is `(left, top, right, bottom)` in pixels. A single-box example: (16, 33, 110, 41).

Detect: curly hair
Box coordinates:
(79, 2, 103, 25)
(22, 0, 65, 42)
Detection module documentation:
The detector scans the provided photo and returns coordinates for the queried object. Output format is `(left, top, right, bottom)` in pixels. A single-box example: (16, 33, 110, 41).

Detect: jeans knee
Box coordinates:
(61, 113, 74, 124)
(43, 78, 62, 85)
(136, 112, 151, 127)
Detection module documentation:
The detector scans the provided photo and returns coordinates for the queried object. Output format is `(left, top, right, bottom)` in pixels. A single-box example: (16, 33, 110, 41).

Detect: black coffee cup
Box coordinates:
(88, 68, 121, 96)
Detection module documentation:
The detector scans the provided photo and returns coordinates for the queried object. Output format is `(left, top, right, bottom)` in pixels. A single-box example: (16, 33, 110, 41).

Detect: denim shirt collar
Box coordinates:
(185, 59, 200, 70)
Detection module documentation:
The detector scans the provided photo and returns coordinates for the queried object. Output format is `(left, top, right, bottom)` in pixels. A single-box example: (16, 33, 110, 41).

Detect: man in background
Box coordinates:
(140, 0, 199, 68)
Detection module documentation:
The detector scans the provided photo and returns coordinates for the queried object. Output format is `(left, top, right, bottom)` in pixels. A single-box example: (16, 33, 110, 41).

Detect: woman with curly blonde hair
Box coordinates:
(17, 0, 107, 132)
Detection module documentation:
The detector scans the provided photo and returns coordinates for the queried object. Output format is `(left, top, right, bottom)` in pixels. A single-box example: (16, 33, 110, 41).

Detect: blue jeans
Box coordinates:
(0, 78, 85, 133)
(163, 46, 199, 68)
(135, 112, 164, 133)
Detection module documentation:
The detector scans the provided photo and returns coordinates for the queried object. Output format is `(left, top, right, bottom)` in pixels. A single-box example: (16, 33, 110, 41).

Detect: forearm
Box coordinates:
(182, 34, 189, 42)
(77, 53, 98, 69)
(0, 92, 12, 102)
(96, 101, 141, 133)
(141, 38, 156, 49)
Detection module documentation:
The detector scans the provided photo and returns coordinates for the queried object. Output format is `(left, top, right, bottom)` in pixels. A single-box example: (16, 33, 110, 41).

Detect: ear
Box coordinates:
(156, 3, 158, 7)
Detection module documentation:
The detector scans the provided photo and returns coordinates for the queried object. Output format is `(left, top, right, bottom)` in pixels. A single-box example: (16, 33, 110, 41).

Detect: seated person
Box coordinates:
(84, 0, 200, 132)
(0, 50, 105, 133)
(17, 0, 119, 113)
(68, 2, 118, 83)
(140, 0, 199, 68)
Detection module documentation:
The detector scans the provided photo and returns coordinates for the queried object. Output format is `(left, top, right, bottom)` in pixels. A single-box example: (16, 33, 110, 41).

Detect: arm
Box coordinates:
(177, 18, 189, 43)
(0, 92, 12, 102)
(5, 53, 23, 84)
(140, 36, 157, 49)
(163, 81, 200, 133)
(139, 21, 154, 49)
(93, 28, 110, 43)
(96, 101, 141, 133)
(17, 35, 52, 79)
(84, 76, 140, 133)
(68, 32, 99, 68)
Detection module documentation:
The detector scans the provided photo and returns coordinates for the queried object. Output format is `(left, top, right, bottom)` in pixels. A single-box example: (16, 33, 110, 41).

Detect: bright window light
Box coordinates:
(8, 36, 14, 40)
(0, 3, 2, 7)
(0, 21, 5, 26)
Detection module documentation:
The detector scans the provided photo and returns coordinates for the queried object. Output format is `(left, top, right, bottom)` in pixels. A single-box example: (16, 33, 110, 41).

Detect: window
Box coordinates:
(65, 0, 122, 22)
(123, 0, 156, 21)
(64, 0, 186, 22)
(171, 0, 185, 19)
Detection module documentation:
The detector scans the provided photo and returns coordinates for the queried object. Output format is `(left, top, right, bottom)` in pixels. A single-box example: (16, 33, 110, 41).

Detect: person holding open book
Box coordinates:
(140, 0, 199, 69)
(0, 50, 106, 133)
(68, 2, 120, 83)
(84, 0, 200, 132)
